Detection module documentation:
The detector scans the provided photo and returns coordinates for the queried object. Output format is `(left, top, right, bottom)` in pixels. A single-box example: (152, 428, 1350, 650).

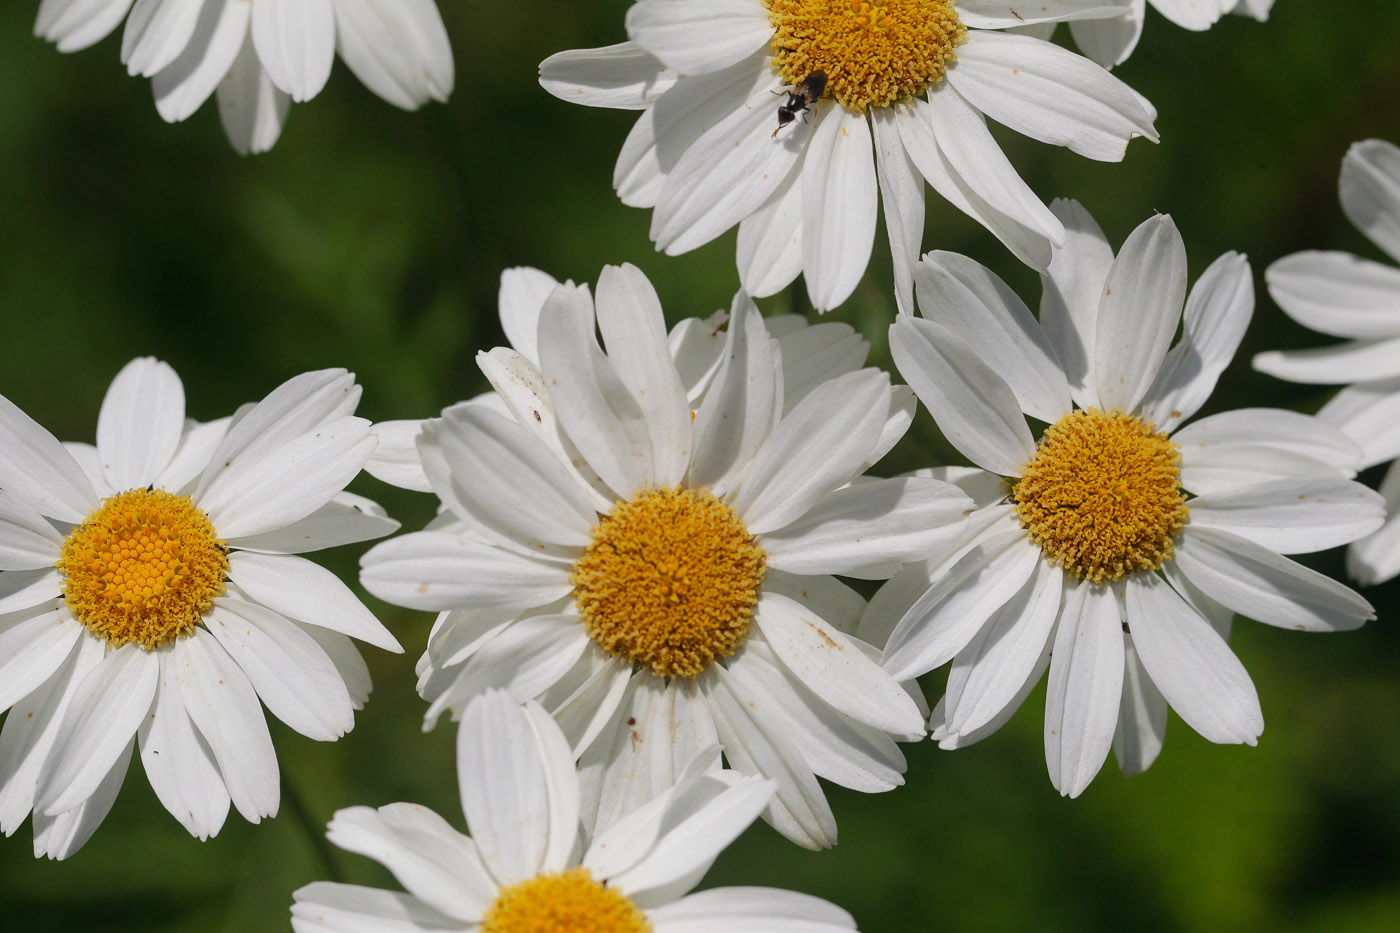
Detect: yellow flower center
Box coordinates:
(571, 487, 766, 679)
(766, 0, 966, 112)
(481, 867, 650, 933)
(58, 488, 227, 649)
(1012, 409, 1188, 584)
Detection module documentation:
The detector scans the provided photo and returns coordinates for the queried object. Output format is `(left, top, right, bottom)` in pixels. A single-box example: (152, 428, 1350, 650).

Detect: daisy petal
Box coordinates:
(361, 530, 571, 612)
(1112, 635, 1167, 777)
(1040, 197, 1114, 409)
(251, 0, 335, 102)
(229, 491, 400, 554)
(457, 691, 551, 885)
(1068, 10, 1144, 69)
(152, 0, 250, 124)
(737, 167, 805, 299)
(138, 652, 230, 840)
(1173, 526, 1375, 632)
(889, 316, 1036, 476)
(39, 643, 156, 814)
(1125, 572, 1263, 745)
(801, 106, 878, 311)
(915, 250, 1070, 421)
(177, 632, 280, 822)
(0, 394, 98, 522)
(0, 569, 62, 617)
(540, 41, 677, 110)
(626, 0, 773, 75)
(123, 0, 202, 78)
(947, 30, 1156, 162)
(958, 1, 1133, 28)
(871, 108, 925, 315)
(1340, 139, 1400, 263)
(217, 36, 292, 156)
(1044, 580, 1122, 798)
(36, 0, 134, 53)
(1093, 214, 1187, 412)
(0, 490, 65, 571)
(1188, 477, 1384, 554)
(229, 551, 400, 652)
(1264, 251, 1400, 339)
(157, 416, 232, 493)
(1252, 337, 1400, 385)
(426, 614, 589, 722)
(333, 0, 454, 111)
(96, 357, 186, 491)
(33, 739, 130, 860)
(291, 881, 466, 932)
(1317, 378, 1400, 469)
(325, 804, 493, 921)
(649, 886, 854, 929)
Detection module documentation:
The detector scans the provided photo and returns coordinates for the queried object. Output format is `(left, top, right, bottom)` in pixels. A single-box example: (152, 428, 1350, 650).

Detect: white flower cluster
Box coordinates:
(11, 1, 1397, 930)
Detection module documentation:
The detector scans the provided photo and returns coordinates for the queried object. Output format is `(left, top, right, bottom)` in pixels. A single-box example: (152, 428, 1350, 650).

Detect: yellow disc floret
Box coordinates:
(58, 488, 227, 649)
(1012, 409, 1189, 584)
(571, 487, 765, 679)
(767, 0, 966, 112)
(481, 867, 650, 933)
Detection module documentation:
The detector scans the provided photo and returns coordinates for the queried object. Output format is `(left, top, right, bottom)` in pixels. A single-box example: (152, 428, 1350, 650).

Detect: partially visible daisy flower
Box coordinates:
(367, 264, 893, 493)
(875, 203, 1381, 797)
(539, 0, 1156, 313)
(1058, 0, 1275, 69)
(361, 263, 973, 849)
(34, 0, 454, 154)
(291, 690, 857, 932)
(1254, 139, 1400, 585)
(0, 359, 400, 859)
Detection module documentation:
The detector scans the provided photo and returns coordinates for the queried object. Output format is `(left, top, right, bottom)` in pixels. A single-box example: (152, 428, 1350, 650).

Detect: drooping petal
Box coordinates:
(1340, 138, 1400, 263)
(625, 0, 774, 76)
(333, 0, 454, 110)
(216, 35, 291, 155)
(251, 0, 335, 102)
(1044, 580, 1123, 798)
(800, 106, 878, 311)
(1264, 251, 1400, 339)
(539, 41, 677, 110)
(152, 0, 251, 124)
(138, 650, 230, 840)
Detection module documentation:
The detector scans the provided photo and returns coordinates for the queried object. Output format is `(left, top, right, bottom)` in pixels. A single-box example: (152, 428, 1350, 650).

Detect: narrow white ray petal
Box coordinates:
(1125, 573, 1263, 745)
(1140, 251, 1254, 431)
(737, 166, 805, 298)
(1151, 0, 1227, 29)
(626, 0, 773, 76)
(871, 108, 925, 315)
(1040, 197, 1114, 409)
(95, 357, 185, 491)
(1175, 408, 1362, 495)
(333, 0, 454, 110)
(0, 569, 62, 617)
(1348, 460, 1400, 585)
(1112, 634, 1167, 777)
(1340, 138, 1400, 264)
(1188, 477, 1384, 554)
(776, 321, 869, 411)
(251, 0, 335, 101)
(889, 316, 1036, 476)
(228, 551, 399, 652)
(123, 0, 202, 77)
(517, 701, 580, 874)
(915, 250, 1070, 421)
(1264, 251, 1400, 339)
(216, 36, 292, 155)
(426, 614, 589, 723)
(1317, 378, 1400, 469)
(0, 490, 64, 571)
(946, 31, 1157, 161)
(649, 887, 855, 929)
(546, 650, 633, 758)
(39, 644, 157, 813)
(933, 635, 1052, 751)
(596, 263, 694, 486)
(494, 267, 559, 364)
(0, 606, 82, 715)
(359, 530, 573, 612)
(0, 394, 99, 523)
(156, 416, 232, 493)
(1252, 337, 1400, 385)
(1044, 580, 1122, 798)
(138, 651, 230, 840)
(363, 420, 430, 492)
(801, 106, 878, 311)
(1067, 2, 1144, 68)
(152, 0, 251, 124)
(1173, 526, 1375, 632)
(1093, 214, 1186, 412)
(33, 739, 131, 860)
(228, 491, 400, 554)
(540, 41, 677, 110)
(764, 570, 866, 634)
(457, 691, 551, 885)
(36, 0, 134, 53)
(301, 626, 370, 712)
(958, 0, 1133, 27)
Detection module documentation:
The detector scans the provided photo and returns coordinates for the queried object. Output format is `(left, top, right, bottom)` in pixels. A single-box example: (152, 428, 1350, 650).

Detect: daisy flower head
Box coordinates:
(291, 689, 858, 933)
(1056, 0, 1274, 69)
(539, 0, 1158, 314)
(360, 262, 975, 848)
(0, 358, 401, 859)
(34, 0, 454, 154)
(1255, 139, 1400, 585)
(877, 201, 1383, 797)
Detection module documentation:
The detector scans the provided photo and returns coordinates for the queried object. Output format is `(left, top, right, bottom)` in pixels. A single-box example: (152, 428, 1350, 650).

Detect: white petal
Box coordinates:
(540, 41, 677, 110)
(1340, 138, 1400, 263)
(95, 357, 185, 490)
(33, 739, 130, 860)
(1317, 378, 1400, 469)
(889, 316, 1036, 476)
(1348, 460, 1400, 585)
(1112, 634, 1167, 777)
(138, 651, 230, 840)
(123, 0, 202, 77)
(176, 631, 280, 822)
(228, 550, 400, 652)
(0, 605, 81, 714)
(1188, 477, 1384, 554)
(626, 0, 773, 76)
(1252, 337, 1400, 385)
(1173, 525, 1375, 633)
(333, 0, 453, 110)
(1093, 213, 1186, 412)
(732, 369, 890, 534)
(156, 416, 232, 493)
(0, 489, 64, 571)
(38, 643, 156, 814)
(325, 804, 492, 921)
(737, 167, 805, 299)
(650, 886, 854, 930)
(1139, 251, 1254, 431)
(871, 108, 925, 315)
(0, 393, 98, 522)
(498, 266, 561, 362)
(361, 530, 572, 612)
(1175, 408, 1362, 494)
(1039, 197, 1114, 409)
(1067, 3, 1144, 68)
(760, 475, 972, 579)
(251, 0, 335, 101)
(801, 106, 878, 311)
(152, 0, 251, 124)
(1125, 572, 1263, 745)
(217, 35, 292, 155)
(36, 0, 134, 52)
(882, 528, 1041, 681)
(915, 250, 1070, 421)
(291, 882, 465, 932)
(1044, 580, 1122, 797)
(958, 0, 1135, 27)
(0, 569, 63, 617)
(364, 419, 431, 492)
(229, 491, 400, 553)
(1264, 250, 1400, 339)
(520, 700, 580, 874)
(946, 30, 1157, 161)
(1151, 0, 1226, 28)
(457, 691, 550, 885)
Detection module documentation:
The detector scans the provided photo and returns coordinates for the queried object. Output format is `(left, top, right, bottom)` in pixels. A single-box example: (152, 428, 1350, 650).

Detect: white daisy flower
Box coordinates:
(360, 263, 973, 849)
(34, 0, 454, 154)
(367, 265, 891, 494)
(0, 358, 401, 859)
(876, 203, 1382, 797)
(539, 0, 1157, 313)
(1254, 139, 1400, 585)
(1058, 0, 1274, 69)
(291, 689, 857, 933)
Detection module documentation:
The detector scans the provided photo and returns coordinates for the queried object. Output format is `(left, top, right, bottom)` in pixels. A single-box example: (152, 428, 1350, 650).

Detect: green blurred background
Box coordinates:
(2, 1, 1399, 930)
